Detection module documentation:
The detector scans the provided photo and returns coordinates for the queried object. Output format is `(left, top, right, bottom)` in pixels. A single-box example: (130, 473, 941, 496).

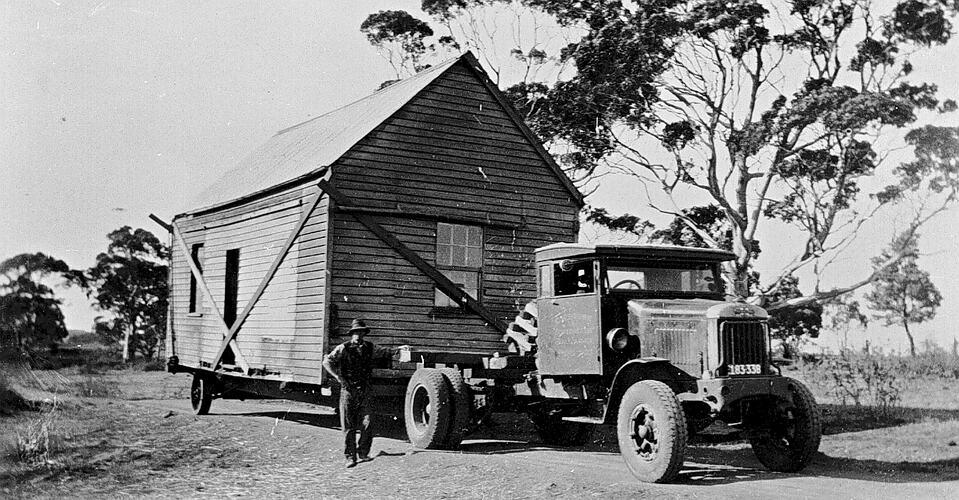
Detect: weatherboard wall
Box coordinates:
(326, 60, 579, 353)
(169, 182, 330, 383)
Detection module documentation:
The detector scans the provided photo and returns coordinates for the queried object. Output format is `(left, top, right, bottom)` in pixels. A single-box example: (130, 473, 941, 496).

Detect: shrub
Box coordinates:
(138, 357, 167, 372)
(12, 398, 60, 464)
(802, 348, 903, 414)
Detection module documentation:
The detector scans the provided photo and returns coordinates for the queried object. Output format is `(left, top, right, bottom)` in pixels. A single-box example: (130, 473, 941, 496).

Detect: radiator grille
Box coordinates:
(719, 321, 767, 373)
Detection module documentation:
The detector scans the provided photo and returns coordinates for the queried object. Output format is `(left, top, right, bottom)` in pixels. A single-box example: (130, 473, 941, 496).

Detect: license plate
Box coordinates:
(729, 364, 761, 375)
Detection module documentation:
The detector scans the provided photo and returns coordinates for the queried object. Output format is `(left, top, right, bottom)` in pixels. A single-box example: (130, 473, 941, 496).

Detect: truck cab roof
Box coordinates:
(534, 243, 736, 264)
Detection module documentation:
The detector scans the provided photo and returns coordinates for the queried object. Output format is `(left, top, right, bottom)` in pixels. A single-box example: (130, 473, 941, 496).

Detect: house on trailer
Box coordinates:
(165, 52, 584, 386)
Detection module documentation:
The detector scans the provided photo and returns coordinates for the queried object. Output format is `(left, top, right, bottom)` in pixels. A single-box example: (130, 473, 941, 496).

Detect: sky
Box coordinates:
(1, 1, 957, 353)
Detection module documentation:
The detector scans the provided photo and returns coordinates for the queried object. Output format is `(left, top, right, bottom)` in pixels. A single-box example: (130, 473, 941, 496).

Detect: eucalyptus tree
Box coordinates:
(361, 0, 959, 313)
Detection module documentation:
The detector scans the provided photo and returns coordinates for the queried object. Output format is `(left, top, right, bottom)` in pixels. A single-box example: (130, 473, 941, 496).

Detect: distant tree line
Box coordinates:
(0, 226, 168, 361)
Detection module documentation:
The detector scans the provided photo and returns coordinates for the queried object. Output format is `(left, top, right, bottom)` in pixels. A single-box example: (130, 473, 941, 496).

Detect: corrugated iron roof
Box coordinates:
(189, 56, 463, 213)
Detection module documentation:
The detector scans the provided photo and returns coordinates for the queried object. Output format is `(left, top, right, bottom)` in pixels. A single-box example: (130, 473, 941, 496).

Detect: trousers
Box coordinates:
(339, 384, 372, 459)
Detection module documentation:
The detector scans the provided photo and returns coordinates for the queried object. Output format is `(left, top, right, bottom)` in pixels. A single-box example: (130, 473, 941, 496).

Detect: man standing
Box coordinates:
(322, 319, 396, 468)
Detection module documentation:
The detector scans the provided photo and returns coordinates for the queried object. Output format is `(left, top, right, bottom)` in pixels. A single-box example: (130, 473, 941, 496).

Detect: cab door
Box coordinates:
(536, 260, 603, 376)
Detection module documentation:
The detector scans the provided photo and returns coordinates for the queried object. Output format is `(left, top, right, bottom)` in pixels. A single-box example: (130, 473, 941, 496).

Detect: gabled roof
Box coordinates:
(186, 52, 583, 215)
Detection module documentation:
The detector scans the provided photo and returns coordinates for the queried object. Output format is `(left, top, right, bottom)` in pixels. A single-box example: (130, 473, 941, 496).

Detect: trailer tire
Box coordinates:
(190, 373, 213, 416)
(439, 368, 471, 449)
(404, 368, 452, 449)
(528, 410, 594, 446)
(617, 380, 687, 483)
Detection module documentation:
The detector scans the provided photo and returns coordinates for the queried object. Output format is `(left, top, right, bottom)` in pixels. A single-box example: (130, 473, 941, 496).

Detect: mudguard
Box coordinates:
(602, 358, 698, 424)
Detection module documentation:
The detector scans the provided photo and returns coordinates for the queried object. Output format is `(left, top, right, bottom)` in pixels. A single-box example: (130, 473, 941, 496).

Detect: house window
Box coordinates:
(434, 223, 482, 307)
(188, 244, 204, 313)
(224, 249, 240, 327)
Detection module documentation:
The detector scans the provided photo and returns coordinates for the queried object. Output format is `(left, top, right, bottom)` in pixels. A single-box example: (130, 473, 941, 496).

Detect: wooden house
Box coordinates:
(165, 52, 583, 386)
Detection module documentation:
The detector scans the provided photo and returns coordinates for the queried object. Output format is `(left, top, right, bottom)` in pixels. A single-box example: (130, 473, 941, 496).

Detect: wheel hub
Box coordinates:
(629, 404, 658, 460)
(411, 384, 432, 430)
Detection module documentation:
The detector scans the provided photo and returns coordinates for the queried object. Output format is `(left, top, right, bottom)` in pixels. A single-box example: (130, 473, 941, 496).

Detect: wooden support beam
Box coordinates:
(317, 179, 508, 335)
(169, 220, 250, 372)
(208, 186, 327, 370)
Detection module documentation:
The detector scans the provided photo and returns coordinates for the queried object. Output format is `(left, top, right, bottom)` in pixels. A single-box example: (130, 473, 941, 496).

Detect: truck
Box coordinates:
(168, 241, 821, 484)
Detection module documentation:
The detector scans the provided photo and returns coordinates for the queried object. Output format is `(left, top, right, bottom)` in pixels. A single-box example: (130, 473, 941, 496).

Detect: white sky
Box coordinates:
(1, 1, 957, 353)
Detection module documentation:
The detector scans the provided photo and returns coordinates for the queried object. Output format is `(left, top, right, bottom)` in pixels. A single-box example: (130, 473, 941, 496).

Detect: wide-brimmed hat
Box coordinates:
(348, 319, 370, 334)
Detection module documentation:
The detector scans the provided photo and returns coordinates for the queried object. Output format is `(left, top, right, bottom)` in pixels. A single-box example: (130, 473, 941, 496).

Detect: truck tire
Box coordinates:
(439, 368, 471, 450)
(749, 378, 822, 472)
(404, 368, 452, 449)
(190, 373, 213, 416)
(528, 410, 594, 446)
(616, 380, 687, 483)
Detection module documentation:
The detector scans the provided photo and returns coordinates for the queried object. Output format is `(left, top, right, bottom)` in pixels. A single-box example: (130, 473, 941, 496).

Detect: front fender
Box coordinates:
(602, 358, 697, 424)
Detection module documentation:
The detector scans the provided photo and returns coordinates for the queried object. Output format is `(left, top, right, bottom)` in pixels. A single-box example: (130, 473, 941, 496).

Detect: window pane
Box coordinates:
(436, 244, 451, 266)
(466, 247, 481, 267)
(452, 224, 467, 244)
(435, 288, 452, 307)
(434, 270, 480, 306)
(467, 226, 482, 247)
(451, 246, 466, 266)
(437, 223, 452, 244)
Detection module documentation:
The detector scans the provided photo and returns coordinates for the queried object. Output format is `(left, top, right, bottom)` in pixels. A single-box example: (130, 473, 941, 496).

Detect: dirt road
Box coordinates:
(4, 371, 959, 499)
(128, 395, 958, 499)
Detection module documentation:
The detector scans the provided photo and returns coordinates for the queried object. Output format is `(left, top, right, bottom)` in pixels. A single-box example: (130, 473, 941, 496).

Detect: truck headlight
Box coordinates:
(606, 328, 630, 352)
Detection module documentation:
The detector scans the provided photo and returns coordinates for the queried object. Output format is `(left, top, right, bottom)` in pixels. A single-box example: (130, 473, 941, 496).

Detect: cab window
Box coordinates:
(553, 261, 595, 296)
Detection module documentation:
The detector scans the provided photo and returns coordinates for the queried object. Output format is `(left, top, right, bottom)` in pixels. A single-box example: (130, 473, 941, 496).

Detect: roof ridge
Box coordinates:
(274, 54, 464, 137)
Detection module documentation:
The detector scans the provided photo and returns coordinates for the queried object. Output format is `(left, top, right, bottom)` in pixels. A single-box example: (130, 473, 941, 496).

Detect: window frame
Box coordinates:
(188, 243, 204, 315)
(433, 222, 483, 310)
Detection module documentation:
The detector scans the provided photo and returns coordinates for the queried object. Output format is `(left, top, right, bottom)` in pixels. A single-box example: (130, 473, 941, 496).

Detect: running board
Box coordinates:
(561, 416, 604, 424)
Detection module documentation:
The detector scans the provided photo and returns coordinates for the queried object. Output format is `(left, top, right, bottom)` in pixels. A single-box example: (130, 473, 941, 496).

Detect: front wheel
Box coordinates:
(190, 373, 213, 415)
(616, 380, 687, 483)
(749, 378, 822, 472)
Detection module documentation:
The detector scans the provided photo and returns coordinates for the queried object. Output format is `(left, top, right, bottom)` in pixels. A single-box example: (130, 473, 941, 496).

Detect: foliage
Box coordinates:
(362, 10, 447, 78)
(864, 235, 942, 356)
(767, 275, 823, 358)
(75, 227, 169, 361)
(0, 253, 72, 354)
(802, 348, 903, 413)
(359, 0, 959, 317)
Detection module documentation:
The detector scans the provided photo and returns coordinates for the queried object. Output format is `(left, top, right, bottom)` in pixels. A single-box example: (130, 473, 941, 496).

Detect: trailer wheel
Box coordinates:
(404, 368, 452, 449)
(617, 380, 687, 483)
(439, 368, 471, 450)
(749, 378, 821, 472)
(190, 373, 213, 416)
(528, 410, 593, 446)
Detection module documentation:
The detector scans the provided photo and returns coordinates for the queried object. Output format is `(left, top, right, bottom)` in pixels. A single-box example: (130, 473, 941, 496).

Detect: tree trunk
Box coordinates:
(903, 320, 916, 357)
(123, 323, 134, 362)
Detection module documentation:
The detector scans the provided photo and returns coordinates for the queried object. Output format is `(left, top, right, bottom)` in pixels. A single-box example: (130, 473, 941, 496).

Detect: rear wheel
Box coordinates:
(190, 373, 213, 416)
(749, 378, 821, 472)
(528, 409, 593, 446)
(404, 368, 452, 449)
(616, 380, 687, 483)
(439, 368, 471, 449)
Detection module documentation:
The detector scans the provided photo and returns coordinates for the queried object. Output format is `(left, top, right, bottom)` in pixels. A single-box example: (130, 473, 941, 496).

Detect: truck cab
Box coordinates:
(517, 243, 821, 483)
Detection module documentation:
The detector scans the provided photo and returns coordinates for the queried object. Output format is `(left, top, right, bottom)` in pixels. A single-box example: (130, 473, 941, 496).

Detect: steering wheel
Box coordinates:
(612, 279, 643, 290)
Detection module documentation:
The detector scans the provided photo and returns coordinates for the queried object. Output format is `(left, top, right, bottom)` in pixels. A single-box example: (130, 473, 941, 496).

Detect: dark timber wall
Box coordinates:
(327, 61, 579, 353)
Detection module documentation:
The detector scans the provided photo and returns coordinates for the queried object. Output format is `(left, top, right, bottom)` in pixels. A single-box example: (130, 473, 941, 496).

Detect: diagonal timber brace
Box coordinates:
(206, 186, 328, 371)
(152, 214, 250, 373)
(318, 180, 508, 335)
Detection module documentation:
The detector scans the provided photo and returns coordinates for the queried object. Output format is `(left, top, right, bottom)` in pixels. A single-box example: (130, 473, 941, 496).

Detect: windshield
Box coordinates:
(604, 261, 720, 294)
